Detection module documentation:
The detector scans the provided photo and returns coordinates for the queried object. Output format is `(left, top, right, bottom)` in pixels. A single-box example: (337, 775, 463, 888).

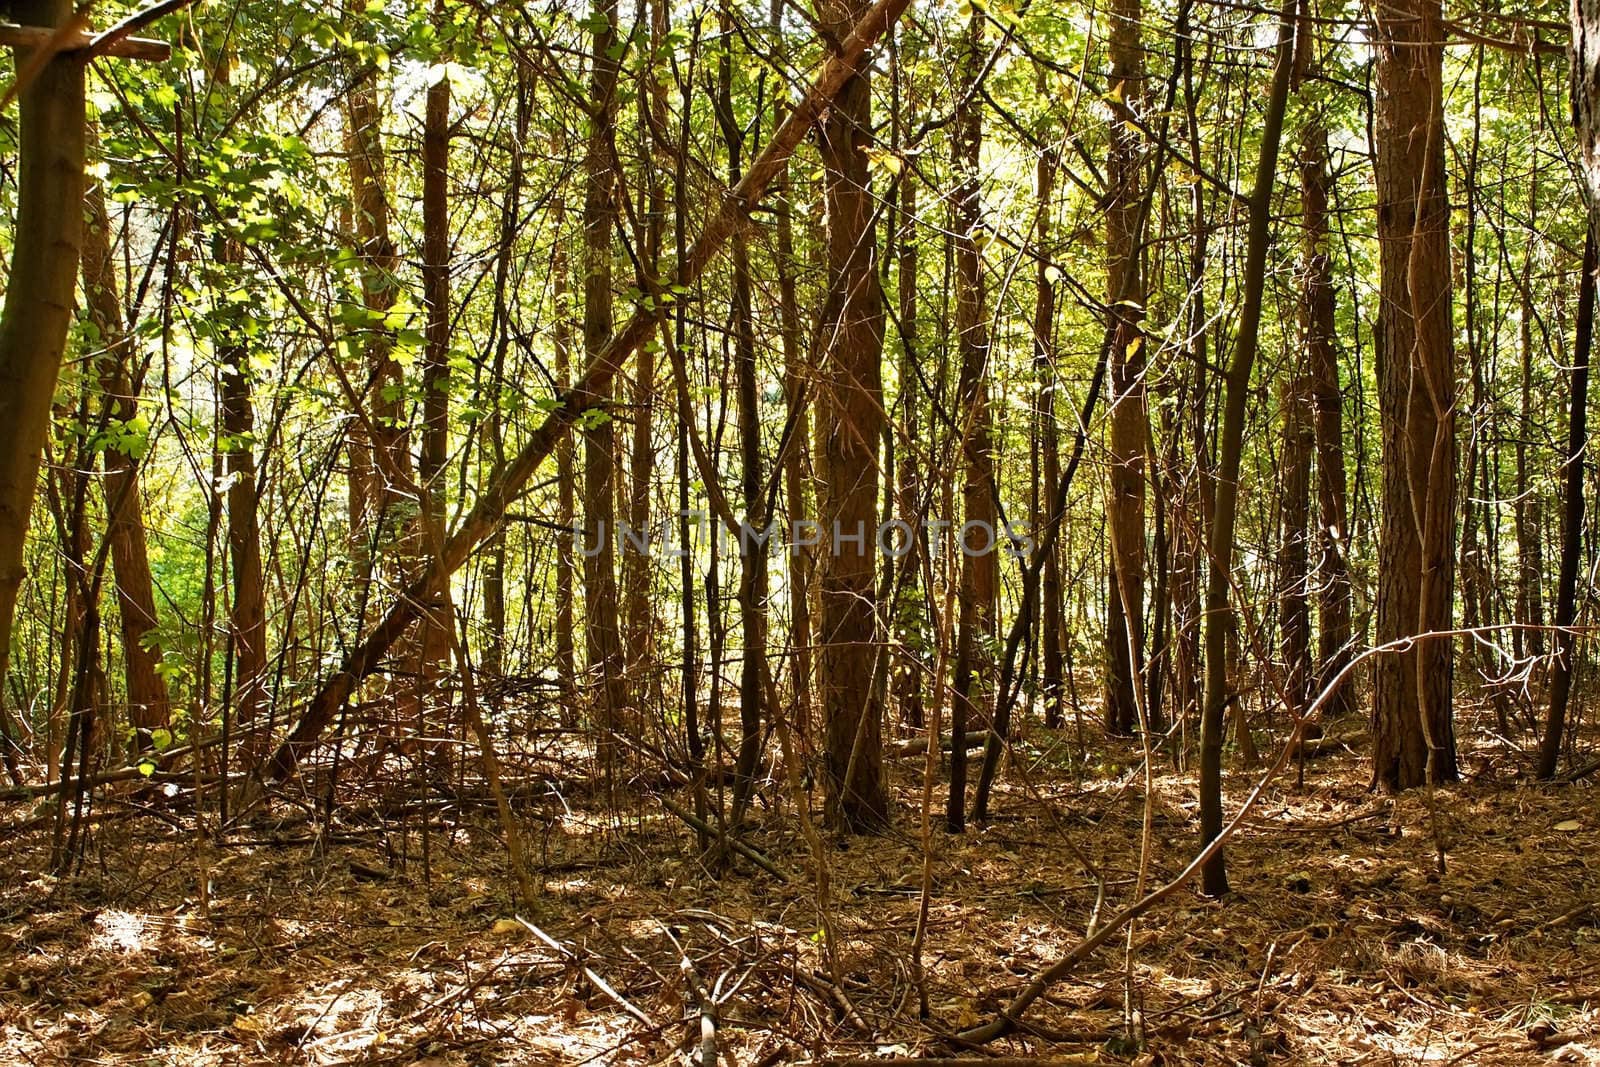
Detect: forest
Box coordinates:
(1, 0, 1599, 1061)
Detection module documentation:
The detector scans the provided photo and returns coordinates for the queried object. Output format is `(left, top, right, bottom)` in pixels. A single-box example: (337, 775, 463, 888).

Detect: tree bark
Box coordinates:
(1537, 228, 1596, 777)
(816, 0, 892, 832)
(1104, 0, 1148, 737)
(0, 0, 86, 754)
(1296, 99, 1353, 720)
(1370, 0, 1459, 790)
(81, 174, 170, 738)
(1198, 0, 1297, 896)
(582, 0, 626, 772)
(419, 17, 453, 715)
(946, 10, 994, 834)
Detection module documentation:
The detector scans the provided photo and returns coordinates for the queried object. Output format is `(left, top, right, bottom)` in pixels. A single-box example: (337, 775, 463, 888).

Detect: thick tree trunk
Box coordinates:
(1104, 0, 1148, 737)
(1370, 0, 1459, 790)
(81, 177, 170, 737)
(0, 0, 86, 751)
(816, 0, 891, 832)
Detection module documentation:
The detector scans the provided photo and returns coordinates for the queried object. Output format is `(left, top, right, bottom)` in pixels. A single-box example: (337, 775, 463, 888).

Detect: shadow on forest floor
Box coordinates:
(2, 703, 1598, 1065)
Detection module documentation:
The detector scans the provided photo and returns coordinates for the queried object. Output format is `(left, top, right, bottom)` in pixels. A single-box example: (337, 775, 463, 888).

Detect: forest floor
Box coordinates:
(2, 705, 1599, 1066)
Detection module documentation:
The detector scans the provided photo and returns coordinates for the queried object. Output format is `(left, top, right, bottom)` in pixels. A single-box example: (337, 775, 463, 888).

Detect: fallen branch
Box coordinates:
(890, 730, 989, 758)
(660, 795, 792, 882)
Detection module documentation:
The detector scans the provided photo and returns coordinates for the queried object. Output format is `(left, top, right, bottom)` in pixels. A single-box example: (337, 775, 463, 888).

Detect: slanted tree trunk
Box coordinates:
(582, 0, 626, 770)
(1370, 0, 1459, 790)
(81, 175, 170, 738)
(1539, 0, 1600, 773)
(1198, 0, 1297, 896)
(1104, 0, 1148, 737)
(0, 0, 87, 750)
(816, 0, 891, 832)
(947, 8, 995, 833)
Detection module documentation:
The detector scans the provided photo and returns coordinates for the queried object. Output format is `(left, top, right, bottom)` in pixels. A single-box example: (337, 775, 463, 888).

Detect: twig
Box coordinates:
(516, 917, 657, 1029)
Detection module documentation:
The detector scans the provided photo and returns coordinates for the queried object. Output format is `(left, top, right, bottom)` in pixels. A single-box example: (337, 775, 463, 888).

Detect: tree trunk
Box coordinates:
(1104, 0, 1148, 737)
(772, 83, 812, 746)
(554, 198, 578, 716)
(816, 0, 891, 832)
(947, 9, 995, 833)
(1198, 0, 1297, 896)
(81, 174, 170, 738)
(0, 0, 87, 750)
(716, 6, 768, 822)
(1297, 102, 1353, 720)
(1514, 191, 1545, 661)
(583, 0, 626, 771)
(1370, 0, 1459, 790)
(1278, 368, 1313, 721)
(419, 19, 453, 712)
(1537, 228, 1596, 777)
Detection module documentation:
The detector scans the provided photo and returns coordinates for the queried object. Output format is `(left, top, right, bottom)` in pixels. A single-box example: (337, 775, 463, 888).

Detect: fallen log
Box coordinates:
(236, 0, 914, 804)
(889, 730, 989, 758)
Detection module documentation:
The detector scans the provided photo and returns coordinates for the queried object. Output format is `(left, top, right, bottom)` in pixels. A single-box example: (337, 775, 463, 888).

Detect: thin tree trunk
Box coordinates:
(716, 5, 768, 822)
(1104, 0, 1148, 737)
(554, 198, 577, 717)
(947, 9, 995, 833)
(1514, 183, 1546, 660)
(582, 0, 626, 772)
(1198, 0, 1297, 896)
(419, 15, 453, 716)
